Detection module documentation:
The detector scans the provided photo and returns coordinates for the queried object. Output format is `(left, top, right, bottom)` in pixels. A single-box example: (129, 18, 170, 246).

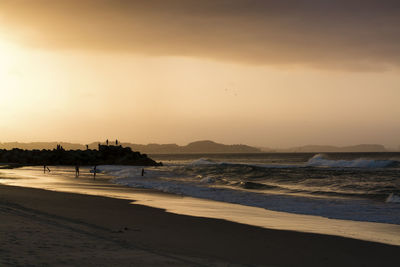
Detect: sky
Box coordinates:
(0, 0, 399, 149)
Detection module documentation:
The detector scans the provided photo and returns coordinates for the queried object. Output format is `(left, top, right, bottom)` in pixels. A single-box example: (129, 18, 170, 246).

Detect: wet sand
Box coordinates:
(0, 182, 399, 266)
(1, 166, 400, 246)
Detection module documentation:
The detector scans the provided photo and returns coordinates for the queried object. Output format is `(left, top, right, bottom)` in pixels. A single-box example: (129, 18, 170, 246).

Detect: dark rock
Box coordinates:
(0, 145, 162, 166)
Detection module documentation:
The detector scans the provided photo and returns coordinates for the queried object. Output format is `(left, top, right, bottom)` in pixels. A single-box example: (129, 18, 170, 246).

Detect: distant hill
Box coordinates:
(0, 141, 388, 153)
(0, 142, 85, 150)
(0, 140, 261, 154)
(123, 140, 261, 154)
(285, 144, 387, 152)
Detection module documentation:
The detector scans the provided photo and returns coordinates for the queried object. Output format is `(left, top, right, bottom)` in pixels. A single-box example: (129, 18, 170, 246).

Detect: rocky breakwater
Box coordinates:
(0, 145, 162, 167)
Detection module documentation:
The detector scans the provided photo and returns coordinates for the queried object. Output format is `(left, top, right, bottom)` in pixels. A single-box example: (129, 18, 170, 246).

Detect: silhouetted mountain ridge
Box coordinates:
(281, 144, 387, 152)
(125, 140, 261, 153)
(0, 140, 261, 154)
(0, 141, 390, 153)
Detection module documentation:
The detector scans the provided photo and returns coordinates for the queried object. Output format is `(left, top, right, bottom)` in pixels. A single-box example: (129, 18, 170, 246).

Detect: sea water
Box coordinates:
(99, 153, 400, 225)
(1, 154, 400, 245)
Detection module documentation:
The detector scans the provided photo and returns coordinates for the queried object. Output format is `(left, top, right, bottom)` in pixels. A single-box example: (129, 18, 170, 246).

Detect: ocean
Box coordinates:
(98, 152, 400, 225)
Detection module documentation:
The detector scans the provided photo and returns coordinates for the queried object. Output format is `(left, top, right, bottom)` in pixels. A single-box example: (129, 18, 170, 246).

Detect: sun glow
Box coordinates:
(0, 35, 40, 133)
(0, 38, 18, 100)
(0, 37, 25, 106)
(0, 15, 399, 147)
(0, 38, 12, 76)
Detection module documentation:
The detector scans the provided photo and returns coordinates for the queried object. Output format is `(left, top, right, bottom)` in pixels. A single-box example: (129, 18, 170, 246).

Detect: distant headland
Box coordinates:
(281, 144, 388, 153)
(0, 140, 262, 154)
(0, 144, 162, 167)
(0, 140, 392, 154)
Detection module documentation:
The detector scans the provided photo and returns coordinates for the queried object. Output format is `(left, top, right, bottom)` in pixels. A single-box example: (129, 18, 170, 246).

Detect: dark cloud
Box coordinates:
(1, 0, 399, 70)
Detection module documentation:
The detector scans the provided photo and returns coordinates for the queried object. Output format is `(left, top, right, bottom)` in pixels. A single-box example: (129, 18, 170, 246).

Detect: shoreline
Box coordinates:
(1, 166, 400, 247)
(1, 183, 399, 266)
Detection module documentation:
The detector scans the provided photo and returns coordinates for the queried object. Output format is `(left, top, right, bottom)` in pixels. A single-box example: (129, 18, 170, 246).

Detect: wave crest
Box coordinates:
(189, 158, 217, 165)
(307, 154, 397, 168)
(386, 193, 400, 203)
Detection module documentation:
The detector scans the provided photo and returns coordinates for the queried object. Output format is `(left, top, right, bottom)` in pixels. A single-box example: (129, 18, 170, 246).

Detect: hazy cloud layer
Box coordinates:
(1, 0, 400, 70)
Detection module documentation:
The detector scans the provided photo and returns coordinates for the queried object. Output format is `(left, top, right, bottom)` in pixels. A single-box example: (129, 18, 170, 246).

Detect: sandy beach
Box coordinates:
(2, 1, 400, 265)
(1, 170, 399, 266)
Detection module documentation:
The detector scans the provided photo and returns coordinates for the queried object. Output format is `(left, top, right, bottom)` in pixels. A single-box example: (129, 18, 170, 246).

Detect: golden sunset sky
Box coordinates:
(0, 0, 399, 148)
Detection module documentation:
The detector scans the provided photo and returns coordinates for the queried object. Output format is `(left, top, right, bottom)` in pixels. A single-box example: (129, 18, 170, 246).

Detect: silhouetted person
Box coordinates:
(75, 165, 80, 177)
(106, 139, 109, 146)
(43, 165, 50, 173)
(93, 165, 97, 180)
(141, 168, 145, 176)
(116, 139, 118, 145)
(86, 144, 89, 150)
(98, 143, 101, 150)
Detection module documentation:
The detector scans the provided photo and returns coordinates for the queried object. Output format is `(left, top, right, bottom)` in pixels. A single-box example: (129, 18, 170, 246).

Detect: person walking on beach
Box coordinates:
(43, 165, 50, 173)
(106, 139, 109, 146)
(75, 165, 80, 177)
(141, 168, 145, 176)
(116, 139, 118, 146)
(93, 165, 97, 180)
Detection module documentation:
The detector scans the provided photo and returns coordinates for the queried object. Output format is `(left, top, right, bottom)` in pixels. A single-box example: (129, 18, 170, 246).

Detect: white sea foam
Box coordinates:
(199, 177, 216, 184)
(98, 165, 400, 225)
(189, 158, 217, 165)
(307, 154, 396, 168)
(188, 155, 397, 169)
(190, 159, 301, 169)
(386, 193, 400, 203)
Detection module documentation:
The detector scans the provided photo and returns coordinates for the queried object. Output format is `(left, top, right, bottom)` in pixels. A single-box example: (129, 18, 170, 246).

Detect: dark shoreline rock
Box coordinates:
(0, 145, 162, 166)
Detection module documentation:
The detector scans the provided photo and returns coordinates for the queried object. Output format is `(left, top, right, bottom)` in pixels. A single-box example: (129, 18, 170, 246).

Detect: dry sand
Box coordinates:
(0, 183, 399, 266)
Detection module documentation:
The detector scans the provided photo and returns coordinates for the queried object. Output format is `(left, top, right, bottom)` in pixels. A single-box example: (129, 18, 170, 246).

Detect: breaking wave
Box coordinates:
(189, 158, 218, 165)
(97, 152, 400, 224)
(188, 155, 399, 169)
(98, 165, 400, 224)
(386, 193, 400, 203)
(306, 154, 398, 168)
